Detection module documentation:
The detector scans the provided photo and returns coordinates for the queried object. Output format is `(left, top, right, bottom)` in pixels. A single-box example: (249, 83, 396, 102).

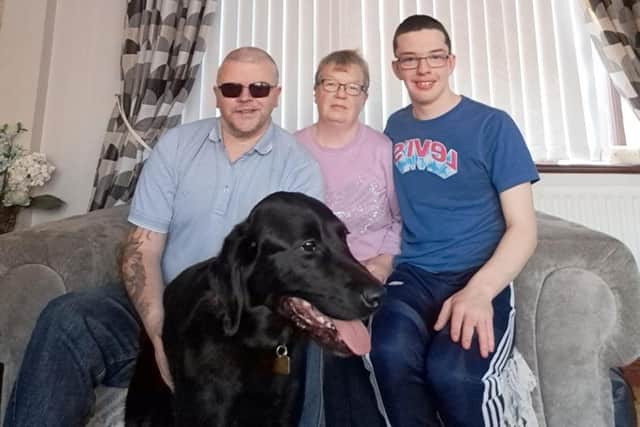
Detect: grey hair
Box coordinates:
(313, 49, 370, 91)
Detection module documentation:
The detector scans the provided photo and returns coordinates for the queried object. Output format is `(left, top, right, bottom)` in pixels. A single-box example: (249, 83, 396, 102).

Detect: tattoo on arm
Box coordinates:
(122, 229, 152, 318)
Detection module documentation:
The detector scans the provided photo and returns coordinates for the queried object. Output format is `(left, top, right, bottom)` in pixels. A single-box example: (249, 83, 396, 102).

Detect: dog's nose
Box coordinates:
(361, 286, 385, 309)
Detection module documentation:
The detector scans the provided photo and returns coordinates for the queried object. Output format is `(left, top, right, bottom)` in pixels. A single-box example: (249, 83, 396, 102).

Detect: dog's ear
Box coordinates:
(221, 263, 247, 335)
(216, 221, 259, 336)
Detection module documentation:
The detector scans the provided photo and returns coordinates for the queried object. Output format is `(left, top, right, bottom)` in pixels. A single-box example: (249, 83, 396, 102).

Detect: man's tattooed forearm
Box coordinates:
(122, 230, 151, 318)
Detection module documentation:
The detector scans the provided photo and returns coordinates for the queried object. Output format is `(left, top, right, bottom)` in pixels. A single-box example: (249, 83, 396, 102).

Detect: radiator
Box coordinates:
(533, 179, 640, 266)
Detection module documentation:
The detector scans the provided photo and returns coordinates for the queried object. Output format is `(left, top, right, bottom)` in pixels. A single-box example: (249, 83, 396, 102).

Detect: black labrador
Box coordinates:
(125, 191, 384, 427)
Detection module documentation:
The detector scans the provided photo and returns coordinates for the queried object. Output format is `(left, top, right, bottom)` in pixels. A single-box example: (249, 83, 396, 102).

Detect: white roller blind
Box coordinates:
(184, 0, 613, 162)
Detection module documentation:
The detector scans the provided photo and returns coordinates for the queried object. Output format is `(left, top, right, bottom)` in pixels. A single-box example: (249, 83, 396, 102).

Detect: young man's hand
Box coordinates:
(434, 182, 537, 359)
(433, 285, 495, 358)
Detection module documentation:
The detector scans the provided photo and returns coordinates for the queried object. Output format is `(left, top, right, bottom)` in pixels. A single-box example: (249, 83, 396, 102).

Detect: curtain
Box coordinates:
(583, 0, 640, 121)
(89, 0, 217, 210)
(184, 0, 615, 163)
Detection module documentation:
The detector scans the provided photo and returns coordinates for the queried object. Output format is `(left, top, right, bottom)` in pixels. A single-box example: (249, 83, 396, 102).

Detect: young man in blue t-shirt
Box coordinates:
(369, 15, 539, 427)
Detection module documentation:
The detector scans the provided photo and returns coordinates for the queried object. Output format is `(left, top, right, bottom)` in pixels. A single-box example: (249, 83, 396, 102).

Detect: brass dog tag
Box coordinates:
(273, 344, 290, 375)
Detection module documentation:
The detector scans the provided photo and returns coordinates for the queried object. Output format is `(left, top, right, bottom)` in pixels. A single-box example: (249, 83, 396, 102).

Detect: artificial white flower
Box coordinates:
(2, 188, 31, 207)
(7, 153, 55, 189)
(1, 123, 62, 209)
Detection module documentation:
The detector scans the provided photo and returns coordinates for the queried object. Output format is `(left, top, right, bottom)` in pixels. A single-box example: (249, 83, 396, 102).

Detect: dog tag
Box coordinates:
(273, 344, 290, 375)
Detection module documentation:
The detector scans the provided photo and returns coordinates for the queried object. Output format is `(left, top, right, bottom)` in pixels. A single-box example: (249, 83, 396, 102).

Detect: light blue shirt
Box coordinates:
(129, 117, 323, 283)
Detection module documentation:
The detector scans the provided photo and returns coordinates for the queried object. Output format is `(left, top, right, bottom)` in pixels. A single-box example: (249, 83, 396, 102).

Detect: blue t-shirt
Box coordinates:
(385, 96, 539, 272)
(128, 117, 323, 283)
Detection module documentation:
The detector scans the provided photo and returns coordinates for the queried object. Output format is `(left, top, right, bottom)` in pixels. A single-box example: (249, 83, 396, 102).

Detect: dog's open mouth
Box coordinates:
(278, 297, 370, 356)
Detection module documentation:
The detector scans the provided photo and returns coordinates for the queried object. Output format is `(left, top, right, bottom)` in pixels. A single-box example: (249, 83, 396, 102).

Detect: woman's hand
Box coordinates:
(363, 254, 393, 283)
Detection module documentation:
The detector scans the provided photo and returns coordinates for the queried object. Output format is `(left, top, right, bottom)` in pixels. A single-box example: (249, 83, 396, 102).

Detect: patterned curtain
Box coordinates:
(583, 0, 640, 120)
(89, 0, 217, 210)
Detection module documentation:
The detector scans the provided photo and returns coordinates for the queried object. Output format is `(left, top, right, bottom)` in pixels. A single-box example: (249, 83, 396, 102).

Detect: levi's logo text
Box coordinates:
(393, 138, 458, 179)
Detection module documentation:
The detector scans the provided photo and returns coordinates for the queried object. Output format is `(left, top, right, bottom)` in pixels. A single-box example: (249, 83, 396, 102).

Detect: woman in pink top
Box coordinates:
(295, 50, 401, 283)
(295, 50, 400, 427)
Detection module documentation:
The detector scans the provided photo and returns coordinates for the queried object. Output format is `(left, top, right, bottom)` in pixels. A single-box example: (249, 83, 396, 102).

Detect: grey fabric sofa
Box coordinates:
(0, 206, 639, 426)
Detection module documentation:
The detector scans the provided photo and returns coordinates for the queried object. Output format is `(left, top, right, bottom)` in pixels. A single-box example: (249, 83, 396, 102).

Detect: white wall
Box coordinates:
(534, 173, 640, 265)
(0, 0, 125, 228)
(0, 0, 48, 145)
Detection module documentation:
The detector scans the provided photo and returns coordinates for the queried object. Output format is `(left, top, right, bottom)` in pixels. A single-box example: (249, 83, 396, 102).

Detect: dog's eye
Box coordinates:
(301, 240, 317, 252)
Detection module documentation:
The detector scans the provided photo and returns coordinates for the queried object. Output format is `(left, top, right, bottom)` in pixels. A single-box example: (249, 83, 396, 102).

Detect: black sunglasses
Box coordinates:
(217, 82, 276, 98)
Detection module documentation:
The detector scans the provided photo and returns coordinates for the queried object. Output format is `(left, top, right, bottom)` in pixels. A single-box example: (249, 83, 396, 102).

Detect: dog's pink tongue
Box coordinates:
(332, 319, 370, 355)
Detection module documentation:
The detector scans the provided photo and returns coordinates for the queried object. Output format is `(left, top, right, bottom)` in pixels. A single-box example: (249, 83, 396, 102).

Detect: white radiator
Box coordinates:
(533, 174, 640, 266)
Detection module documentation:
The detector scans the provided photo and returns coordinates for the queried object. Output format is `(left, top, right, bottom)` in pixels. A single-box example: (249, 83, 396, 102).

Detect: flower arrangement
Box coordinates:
(0, 122, 64, 210)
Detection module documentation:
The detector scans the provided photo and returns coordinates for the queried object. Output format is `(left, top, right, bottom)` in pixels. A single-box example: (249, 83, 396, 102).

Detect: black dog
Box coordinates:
(125, 192, 384, 427)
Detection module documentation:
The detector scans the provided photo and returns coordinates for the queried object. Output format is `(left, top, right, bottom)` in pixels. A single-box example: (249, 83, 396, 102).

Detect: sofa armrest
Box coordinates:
(0, 205, 132, 422)
(514, 212, 640, 427)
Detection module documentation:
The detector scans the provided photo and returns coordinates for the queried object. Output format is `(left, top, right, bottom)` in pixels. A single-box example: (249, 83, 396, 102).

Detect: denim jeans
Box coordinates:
(370, 263, 514, 427)
(300, 342, 325, 427)
(323, 353, 387, 427)
(3, 283, 325, 427)
(3, 284, 140, 427)
(612, 367, 637, 427)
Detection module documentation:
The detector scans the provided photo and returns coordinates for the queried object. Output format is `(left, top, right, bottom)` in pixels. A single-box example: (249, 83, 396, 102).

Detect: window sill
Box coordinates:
(536, 163, 640, 174)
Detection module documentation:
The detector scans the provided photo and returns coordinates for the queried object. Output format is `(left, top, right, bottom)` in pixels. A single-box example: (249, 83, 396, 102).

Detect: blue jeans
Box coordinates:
(612, 367, 637, 427)
(322, 352, 386, 427)
(301, 342, 325, 427)
(4, 284, 325, 427)
(4, 284, 140, 427)
(370, 263, 515, 427)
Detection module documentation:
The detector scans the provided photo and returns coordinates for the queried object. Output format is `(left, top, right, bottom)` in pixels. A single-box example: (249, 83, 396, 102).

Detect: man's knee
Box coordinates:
(37, 292, 87, 332)
(36, 289, 130, 338)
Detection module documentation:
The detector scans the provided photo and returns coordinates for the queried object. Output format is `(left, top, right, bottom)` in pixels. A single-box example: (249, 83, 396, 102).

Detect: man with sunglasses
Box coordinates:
(369, 15, 539, 427)
(3, 47, 323, 427)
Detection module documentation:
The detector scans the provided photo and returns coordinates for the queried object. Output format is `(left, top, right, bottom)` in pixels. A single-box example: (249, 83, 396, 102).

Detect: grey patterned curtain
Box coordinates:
(584, 0, 640, 120)
(89, 0, 217, 210)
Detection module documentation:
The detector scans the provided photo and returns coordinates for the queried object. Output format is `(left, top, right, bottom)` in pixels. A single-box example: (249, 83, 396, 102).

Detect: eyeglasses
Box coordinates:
(395, 54, 450, 70)
(319, 79, 367, 96)
(216, 82, 276, 98)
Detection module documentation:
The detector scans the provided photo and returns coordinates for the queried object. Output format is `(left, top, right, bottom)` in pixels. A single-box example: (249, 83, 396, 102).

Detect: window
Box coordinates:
(621, 94, 640, 148)
(183, 0, 637, 163)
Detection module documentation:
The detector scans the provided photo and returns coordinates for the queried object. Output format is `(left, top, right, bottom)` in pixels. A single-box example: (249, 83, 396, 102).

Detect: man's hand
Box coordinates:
(145, 311, 174, 391)
(363, 254, 393, 283)
(433, 285, 495, 358)
(151, 335, 174, 391)
(433, 182, 537, 359)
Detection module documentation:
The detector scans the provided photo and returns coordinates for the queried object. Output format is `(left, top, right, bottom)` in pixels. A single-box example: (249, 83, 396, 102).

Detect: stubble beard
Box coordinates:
(223, 114, 271, 140)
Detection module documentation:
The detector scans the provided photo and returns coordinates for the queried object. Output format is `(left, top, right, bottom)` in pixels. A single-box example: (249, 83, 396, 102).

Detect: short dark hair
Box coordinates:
(314, 49, 370, 92)
(224, 46, 280, 84)
(393, 14, 452, 54)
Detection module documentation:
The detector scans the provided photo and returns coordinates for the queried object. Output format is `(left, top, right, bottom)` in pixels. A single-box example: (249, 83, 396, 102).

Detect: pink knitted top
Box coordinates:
(295, 123, 401, 262)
